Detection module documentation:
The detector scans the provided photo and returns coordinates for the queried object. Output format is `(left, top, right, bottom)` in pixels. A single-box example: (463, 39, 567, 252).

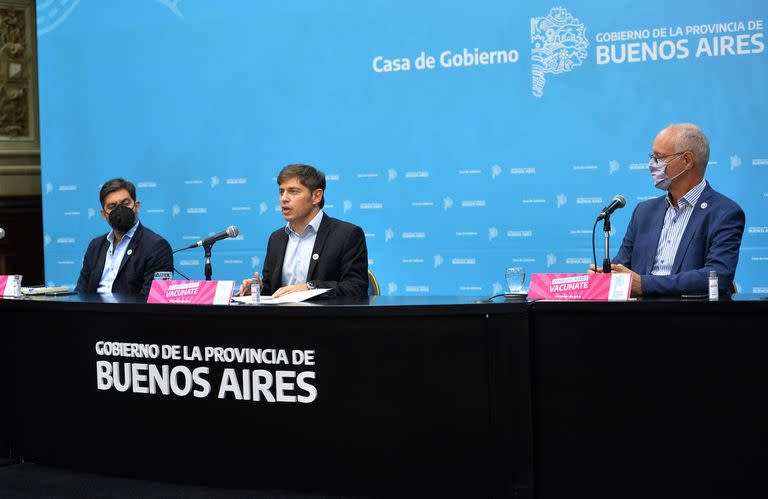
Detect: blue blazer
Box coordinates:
(76, 223, 174, 296)
(613, 182, 745, 296)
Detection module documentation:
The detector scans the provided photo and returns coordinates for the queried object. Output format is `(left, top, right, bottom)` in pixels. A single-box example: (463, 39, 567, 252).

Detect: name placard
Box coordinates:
(528, 273, 632, 301)
(147, 280, 234, 305)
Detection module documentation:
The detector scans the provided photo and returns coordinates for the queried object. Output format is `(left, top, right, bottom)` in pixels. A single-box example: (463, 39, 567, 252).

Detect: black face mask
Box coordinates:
(108, 204, 136, 233)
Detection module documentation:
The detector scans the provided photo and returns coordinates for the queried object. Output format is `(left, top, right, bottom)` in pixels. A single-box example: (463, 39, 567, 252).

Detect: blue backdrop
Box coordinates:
(37, 0, 768, 295)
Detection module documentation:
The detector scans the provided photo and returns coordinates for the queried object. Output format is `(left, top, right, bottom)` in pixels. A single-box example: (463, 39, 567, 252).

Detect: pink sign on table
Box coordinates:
(0, 275, 22, 297)
(527, 273, 632, 301)
(147, 280, 234, 305)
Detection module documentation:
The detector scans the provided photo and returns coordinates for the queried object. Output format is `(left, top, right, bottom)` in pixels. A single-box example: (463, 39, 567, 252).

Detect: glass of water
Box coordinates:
(505, 267, 526, 293)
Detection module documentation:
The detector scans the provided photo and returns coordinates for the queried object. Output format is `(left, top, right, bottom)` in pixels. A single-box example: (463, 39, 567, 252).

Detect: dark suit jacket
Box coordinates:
(614, 182, 745, 296)
(76, 223, 174, 296)
(261, 213, 368, 297)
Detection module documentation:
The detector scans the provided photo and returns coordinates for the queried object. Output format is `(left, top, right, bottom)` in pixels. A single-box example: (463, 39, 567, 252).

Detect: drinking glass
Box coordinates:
(505, 267, 526, 293)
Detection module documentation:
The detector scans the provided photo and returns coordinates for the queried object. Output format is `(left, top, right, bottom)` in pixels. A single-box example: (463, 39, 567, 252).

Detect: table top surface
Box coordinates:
(2, 292, 767, 318)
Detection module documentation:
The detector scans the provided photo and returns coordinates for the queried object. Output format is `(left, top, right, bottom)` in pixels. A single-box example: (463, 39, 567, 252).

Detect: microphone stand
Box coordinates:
(203, 243, 213, 281)
(602, 215, 612, 274)
(174, 238, 228, 281)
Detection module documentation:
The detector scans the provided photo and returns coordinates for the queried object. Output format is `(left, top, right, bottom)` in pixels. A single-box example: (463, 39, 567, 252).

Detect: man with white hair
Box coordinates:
(592, 123, 745, 296)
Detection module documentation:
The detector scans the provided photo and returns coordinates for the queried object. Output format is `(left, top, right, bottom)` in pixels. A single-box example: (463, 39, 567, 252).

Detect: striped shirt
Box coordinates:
(650, 179, 707, 276)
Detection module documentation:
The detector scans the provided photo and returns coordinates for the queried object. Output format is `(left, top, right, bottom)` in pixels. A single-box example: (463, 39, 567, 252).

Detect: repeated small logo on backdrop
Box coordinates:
(461, 200, 486, 207)
(730, 155, 742, 171)
(434, 255, 443, 269)
(547, 253, 558, 268)
(510, 167, 536, 175)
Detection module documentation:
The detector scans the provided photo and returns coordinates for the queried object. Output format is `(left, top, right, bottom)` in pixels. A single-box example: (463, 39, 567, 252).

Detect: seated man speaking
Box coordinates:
(592, 123, 745, 296)
(237, 164, 368, 298)
(76, 178, 173, 296)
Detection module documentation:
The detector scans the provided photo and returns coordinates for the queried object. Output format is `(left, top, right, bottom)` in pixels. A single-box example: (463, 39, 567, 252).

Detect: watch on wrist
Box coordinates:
(306, 281, 316, 290)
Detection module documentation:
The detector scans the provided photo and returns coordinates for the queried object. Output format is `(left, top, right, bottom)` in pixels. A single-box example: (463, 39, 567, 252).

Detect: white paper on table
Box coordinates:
(231, 288, 330, 304)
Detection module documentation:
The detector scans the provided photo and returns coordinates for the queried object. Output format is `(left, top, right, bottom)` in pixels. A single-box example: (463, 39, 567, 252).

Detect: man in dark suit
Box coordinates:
(237, 164, 368, 298)
(76, 178, 173, 296)
(591, 123, 745, 296)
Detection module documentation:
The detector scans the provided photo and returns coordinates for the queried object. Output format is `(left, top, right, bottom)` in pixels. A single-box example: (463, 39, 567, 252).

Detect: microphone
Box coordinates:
(596, 195, 626, 221)
(182, 226, 239, 250)
(0, 227, 5, 240)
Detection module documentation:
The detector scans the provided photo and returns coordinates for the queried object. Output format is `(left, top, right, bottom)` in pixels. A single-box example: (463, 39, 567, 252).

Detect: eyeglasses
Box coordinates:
(104, 199, 135, 212)
(649, 151, 686, 166)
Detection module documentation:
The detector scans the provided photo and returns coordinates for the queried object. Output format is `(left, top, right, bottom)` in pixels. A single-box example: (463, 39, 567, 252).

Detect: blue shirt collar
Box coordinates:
(666, 179, 707, 209)
(285, 210, 324, 237)
(106, 220, 140, 245)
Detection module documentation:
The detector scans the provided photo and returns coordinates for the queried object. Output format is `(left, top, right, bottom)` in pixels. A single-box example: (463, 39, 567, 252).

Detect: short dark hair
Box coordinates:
(277, 164, 326, 208)
(99, 178, 137, 208)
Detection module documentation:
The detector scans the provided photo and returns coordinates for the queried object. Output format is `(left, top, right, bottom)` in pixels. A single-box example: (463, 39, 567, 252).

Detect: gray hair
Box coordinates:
(670, 123, 710, 171)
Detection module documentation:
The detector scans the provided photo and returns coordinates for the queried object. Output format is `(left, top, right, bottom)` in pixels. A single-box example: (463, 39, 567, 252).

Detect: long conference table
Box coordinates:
(1, 294, 767, 498)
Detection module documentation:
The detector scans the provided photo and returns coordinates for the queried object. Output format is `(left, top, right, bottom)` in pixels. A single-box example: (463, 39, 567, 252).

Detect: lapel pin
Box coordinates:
(700, 202, 708, 209)
(312, 253, 319, 261)
(127, 249, 133, 256)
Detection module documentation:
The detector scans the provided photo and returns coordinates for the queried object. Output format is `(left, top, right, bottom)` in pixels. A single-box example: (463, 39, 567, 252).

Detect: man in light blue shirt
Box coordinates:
(236, 164, 368, 298)
(76, 178, 174, 296)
